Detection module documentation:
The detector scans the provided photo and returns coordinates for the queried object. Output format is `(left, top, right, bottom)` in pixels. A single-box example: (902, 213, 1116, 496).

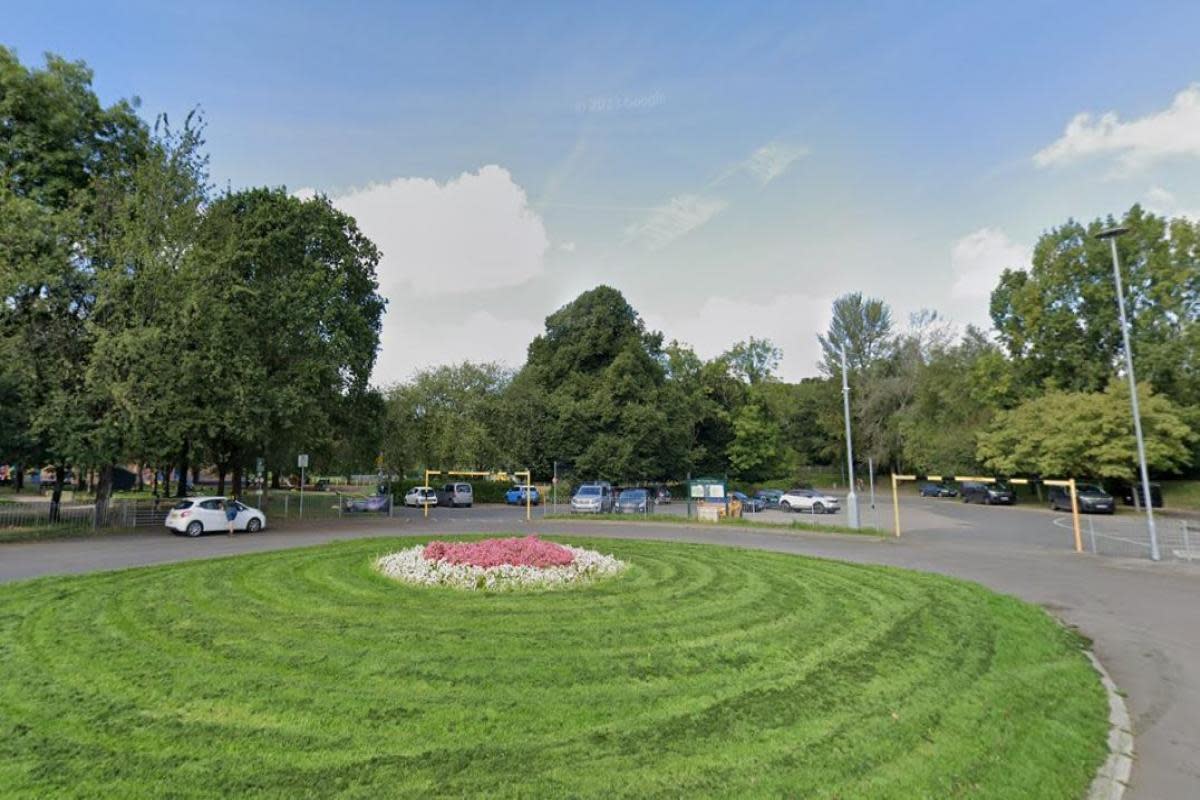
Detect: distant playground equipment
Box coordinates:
(891, 474, 1085, 552)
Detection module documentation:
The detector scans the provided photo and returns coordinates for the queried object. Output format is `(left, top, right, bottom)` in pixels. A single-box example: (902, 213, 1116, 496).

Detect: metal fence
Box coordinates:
(0, 490, 396, 540)
(1072, 513, 1198, 562)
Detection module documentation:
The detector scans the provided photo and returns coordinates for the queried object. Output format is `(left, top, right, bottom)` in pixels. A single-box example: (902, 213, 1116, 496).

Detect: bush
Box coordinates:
(390, 479, 514, 504)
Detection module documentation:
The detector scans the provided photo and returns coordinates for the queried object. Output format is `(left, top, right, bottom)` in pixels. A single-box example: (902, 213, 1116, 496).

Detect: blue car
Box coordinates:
(505, 485, 540, 505)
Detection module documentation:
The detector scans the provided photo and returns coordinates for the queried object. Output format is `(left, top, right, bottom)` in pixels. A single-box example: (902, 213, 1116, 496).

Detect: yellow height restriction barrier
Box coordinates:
(890, 474, 1082, 552)
(514, 470, 532, 522)
(422, 469, 515, 519)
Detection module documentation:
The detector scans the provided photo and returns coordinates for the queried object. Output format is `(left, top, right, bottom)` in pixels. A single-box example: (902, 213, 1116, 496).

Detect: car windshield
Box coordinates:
(992, 483, 1012, 491)
(620, 489, 646, 500)
(578, 486, 600, 496)
(173, 500, 193, 510)
(1077, 484, 1106, 494)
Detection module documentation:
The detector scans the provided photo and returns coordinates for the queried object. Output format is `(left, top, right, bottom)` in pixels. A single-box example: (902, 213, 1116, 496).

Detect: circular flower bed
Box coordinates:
(376, 535, 626, 591)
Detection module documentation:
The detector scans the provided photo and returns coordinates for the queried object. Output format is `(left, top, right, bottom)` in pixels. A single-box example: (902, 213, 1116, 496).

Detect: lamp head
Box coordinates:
(1096, 225, 1130, 240)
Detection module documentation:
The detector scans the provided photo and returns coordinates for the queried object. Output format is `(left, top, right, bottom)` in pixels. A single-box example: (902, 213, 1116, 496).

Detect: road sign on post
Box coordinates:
(298, 454, 309, 519)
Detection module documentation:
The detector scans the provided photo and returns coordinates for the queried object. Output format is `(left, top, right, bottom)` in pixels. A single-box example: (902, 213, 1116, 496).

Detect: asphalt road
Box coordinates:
(1, 497, 1197, 798)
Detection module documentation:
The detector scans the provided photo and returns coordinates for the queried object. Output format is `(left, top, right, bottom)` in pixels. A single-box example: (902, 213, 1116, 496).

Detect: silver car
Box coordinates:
(570, 482, 614, 513)
(436, 482, 473, 508)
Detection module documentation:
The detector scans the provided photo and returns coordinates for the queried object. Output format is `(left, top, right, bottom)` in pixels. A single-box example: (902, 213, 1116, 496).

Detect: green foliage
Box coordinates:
(897, 327, 1011, 474)
(978, 382, 1195, 479)
(991, 206, 1200, 403)
(818, 291, 893, 376)
(726, 400, 782, 481)
(523, 286, 686, 480)
(383, 362, 513, 474)
(722, 336, 781, 384)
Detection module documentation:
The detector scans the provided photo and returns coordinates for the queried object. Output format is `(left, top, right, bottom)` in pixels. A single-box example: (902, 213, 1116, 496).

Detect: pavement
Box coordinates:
(1, 497, 1197, 798)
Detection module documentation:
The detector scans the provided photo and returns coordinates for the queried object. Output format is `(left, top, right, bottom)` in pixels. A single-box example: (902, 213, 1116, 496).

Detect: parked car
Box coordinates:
(919, 483, 958, 498)
(571, 482, 614, 513)
(344, 494, 390, 513)
(654, 485, 672, 504)
(313, 478, 331, 492)
(1048, 484, 1115, 514)
(1109, 480, 1164, 508)
(404, 486, 438, 507)
(779, 488, 841, 514)
(166, 496, 266, 537)
(961, 481, 1015, 505)
(755, 489, 784, 509)
(731, 490, 765, 513)
(505, 484, 540, 505)
(615, 488, 654, 514)
(435, 482, 474, 508)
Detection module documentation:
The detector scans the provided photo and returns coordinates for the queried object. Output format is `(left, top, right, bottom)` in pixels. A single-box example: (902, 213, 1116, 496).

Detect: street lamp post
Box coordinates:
(1097, 225, 1159, 561)
(840, 344, 860, 529)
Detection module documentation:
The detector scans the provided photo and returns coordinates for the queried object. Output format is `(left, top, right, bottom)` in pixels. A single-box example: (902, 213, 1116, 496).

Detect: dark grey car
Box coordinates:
(1049, 484, 1114, 514)
(961, 481, 1015, 505)
(614, 488, 654, 514)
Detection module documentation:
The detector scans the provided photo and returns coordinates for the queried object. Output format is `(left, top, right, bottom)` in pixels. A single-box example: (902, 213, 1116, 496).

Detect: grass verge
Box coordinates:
(0, 536, 1107, 798)
(544, 511, 885, 536)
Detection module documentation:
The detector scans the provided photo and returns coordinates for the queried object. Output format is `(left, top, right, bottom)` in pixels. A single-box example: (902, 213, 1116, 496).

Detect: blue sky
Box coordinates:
(6, 1, 1200, 382)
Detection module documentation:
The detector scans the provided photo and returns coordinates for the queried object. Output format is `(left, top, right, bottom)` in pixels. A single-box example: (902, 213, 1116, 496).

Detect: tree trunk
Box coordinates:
(137, 462, 145, 492)
(176, 439, 190, 498)
(191, 465, 200, 491)
(49, 465, 64, 523)
(232, 463, 243, 500)
(13, 462, 22, 492)
(271, 469, 282, 490)
(217, 464, 227, 497)
(162, 464, 171, 497)
(93, 463, 114, 529)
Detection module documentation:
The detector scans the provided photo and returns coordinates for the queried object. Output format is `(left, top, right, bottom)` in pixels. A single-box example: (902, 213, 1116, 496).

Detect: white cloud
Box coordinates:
(1034, 84, 1200, 172)
(624, 194, 727, 250)
(1144, 186, 1200, 221)
(373, 309, 541, 387)
(950, 228, 1029, 300)
(643, 292, 831, 381)
(558, 241, 577, 253)
(744, 142, 809, 185)
(321, 165, 549, 296)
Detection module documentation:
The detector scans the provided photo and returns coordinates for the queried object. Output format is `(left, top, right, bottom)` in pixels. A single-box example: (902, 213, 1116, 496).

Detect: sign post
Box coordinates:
(256, 457, 265, 507)
(298, 454, 309, 519)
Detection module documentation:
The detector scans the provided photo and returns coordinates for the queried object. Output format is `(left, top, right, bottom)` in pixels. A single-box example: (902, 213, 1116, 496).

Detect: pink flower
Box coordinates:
(422, 536, 575, 568)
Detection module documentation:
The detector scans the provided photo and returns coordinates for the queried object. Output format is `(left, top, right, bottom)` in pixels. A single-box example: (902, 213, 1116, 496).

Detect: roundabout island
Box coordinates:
(0, 535, 1110, 798)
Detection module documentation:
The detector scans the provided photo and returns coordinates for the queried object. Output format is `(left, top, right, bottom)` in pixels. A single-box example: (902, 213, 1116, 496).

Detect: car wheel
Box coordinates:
(185, 521, 203, 538)
(812, 502, 824, 514)
(246, 518, 262, 533)
(780, 501, 791, 512)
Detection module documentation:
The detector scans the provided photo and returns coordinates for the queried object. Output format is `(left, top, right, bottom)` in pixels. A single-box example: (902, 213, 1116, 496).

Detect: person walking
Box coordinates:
(224, 497, 239, 536)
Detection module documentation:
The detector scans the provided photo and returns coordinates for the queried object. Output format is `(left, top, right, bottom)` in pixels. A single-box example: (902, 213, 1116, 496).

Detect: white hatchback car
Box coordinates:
(404, 486, 438, 507)
(779, 488, 841, 515)
(165, 497, 267, 537)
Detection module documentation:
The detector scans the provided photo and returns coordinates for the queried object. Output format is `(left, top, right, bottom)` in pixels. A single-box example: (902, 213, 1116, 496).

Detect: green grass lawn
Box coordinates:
(0, 537, 1107, 798)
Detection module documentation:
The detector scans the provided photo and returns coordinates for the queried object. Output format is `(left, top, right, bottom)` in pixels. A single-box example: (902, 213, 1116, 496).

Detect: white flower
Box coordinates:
(375, 544, 626, 591)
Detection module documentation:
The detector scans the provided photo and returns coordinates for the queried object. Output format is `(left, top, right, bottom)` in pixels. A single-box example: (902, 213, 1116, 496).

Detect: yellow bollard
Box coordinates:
(1069, 478, 1083, 553)
(891, 473, 901, 538)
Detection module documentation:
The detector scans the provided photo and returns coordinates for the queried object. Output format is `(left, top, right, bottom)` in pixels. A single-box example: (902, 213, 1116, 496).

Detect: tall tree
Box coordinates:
(0, 46, 148, 517)
(722, 337, 782, 385)
(818, 292, 893, 376)
(991, 205, 1200, 401)
(523, 286, 684, 480)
